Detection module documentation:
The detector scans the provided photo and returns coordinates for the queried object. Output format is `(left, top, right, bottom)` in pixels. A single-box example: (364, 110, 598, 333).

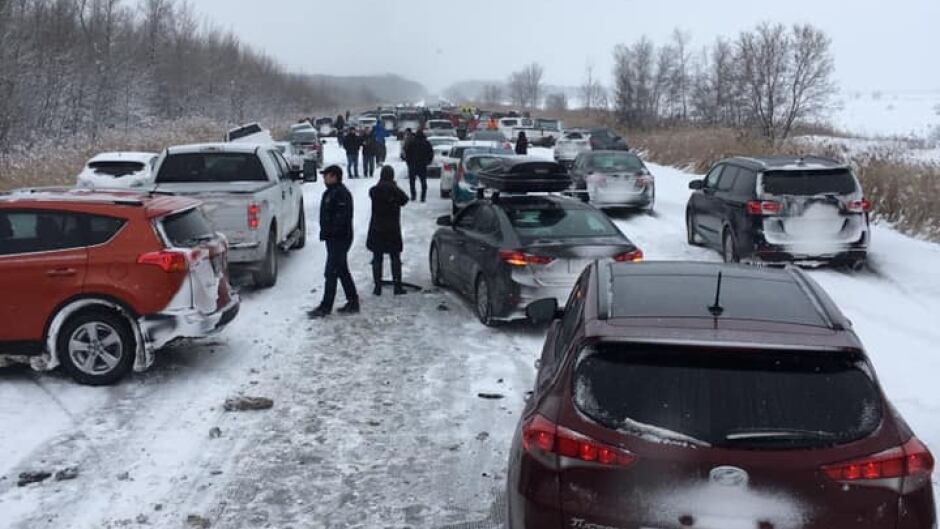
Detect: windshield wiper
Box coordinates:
(723, 428, 837, 444)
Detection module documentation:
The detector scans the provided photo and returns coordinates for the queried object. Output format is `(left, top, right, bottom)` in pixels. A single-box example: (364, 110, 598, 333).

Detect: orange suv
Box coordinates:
(0, 188, 240, 385)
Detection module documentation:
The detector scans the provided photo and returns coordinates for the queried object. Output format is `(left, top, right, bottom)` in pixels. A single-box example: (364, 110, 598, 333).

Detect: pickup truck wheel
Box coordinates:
(254, 232, 278, 288)
(291, 207, 306, 249)
(57, 309, 135, 386)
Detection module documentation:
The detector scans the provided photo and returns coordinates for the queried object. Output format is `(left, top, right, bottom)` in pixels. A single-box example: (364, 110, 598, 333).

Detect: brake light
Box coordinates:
(499, 250, 555, 266)
(847, 198, 871, 213)
(746, 200, 781, 216)
(636, 175, 653, 187)
(822, 437, 934, 481)
(523, 414, 635, 467)
(248, 203, 260, 230)
(137, 250, 187, 273)
(613, 249, 644, 262)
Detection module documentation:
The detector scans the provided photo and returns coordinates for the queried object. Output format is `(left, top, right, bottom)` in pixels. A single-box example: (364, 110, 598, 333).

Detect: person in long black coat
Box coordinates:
(367, 165, 410, 295)
(515, 131, 529, 155)
(404, 130, 434, 202)
(309, 165, 359, 318)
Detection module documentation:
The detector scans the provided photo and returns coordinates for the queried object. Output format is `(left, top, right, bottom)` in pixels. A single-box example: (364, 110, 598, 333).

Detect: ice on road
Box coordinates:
(0, 141, 937, 528)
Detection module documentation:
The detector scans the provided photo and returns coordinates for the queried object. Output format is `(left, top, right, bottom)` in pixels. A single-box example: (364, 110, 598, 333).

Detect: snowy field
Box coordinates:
(0, 141, 938, 528)
(832, 89, 940, 140)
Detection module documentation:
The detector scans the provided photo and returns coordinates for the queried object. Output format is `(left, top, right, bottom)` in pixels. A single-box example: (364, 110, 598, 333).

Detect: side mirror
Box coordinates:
(526, 298, 561, 324)
(289, 168, 304, 181)
(688, 179, 704, 190)
(436, 215, 453, 227)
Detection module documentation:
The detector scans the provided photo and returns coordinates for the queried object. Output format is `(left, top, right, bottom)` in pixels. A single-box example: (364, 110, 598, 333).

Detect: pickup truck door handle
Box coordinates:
(46, 268, 77, 277)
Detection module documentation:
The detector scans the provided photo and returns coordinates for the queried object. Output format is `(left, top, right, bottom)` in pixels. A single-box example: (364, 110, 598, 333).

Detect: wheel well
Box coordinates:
(45, 296, 140, 361)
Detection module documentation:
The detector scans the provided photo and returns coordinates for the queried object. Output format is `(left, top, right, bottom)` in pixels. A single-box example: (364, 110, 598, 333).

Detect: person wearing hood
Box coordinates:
(309, 165, 359, 319)
(515, 131, 529, 155)
(367, 165, 410, 296)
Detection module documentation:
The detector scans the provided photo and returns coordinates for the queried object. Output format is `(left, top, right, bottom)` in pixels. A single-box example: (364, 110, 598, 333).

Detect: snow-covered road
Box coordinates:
(0, 141, 937, 528)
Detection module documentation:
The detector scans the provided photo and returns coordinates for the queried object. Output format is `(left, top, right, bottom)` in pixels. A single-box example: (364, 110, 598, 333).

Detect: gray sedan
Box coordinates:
(569, 150, 655, 212)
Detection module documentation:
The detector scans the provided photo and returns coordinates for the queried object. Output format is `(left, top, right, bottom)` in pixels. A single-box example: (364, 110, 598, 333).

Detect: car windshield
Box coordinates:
(399, 113, 419, 120)
(472, 131, 507, 142)
(315, 118, 332, 126)
(506, 204, 620, 241)
(574, 344, 882, 449)
(289, 131, 318, 143)
(587, 152, 645, 173)
(155, 152, 267, 183)
(429, 121, 453, 129)
(762, 169, 858, 196)
(88, 161, 147, 177)
(430, 138, 456, 147)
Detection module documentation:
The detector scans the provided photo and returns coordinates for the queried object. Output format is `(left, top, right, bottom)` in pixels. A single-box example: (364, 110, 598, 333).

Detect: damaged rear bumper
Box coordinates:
(135, 295, 240, 371)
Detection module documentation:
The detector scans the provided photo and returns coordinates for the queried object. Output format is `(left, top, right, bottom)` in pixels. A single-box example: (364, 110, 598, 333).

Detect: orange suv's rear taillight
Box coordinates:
(137, 250, 187, 273)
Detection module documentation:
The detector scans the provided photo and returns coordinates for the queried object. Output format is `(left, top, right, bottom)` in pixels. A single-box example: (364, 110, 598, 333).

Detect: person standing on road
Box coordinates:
(367, 165, 409, 296)
(373, 120, 388, 164)
(362, 129, 377, 178)
(405, 130, 434, 202)
(335, 115, 346, 139)
(309, 165, 359, 319)
(515, 131, 529, 155)
(343, 128, 361, 178)
(487, 117, 498, 130)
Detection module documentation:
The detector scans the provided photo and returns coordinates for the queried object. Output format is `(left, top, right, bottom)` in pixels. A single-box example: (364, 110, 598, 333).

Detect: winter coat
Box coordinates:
(366, 179, 409, 253)
(406, 135, 434, 168)
(335, 115, 345, 130)
(515, 135, 529, 155)
(362, 135, 377, 157)
(319, 182, 354, 242)
(373, 122, 387, 144)
(343, 131, 361, 156)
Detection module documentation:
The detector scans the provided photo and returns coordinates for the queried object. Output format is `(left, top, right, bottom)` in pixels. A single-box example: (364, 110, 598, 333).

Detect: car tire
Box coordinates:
(686, 211, 703, 246)
(475, 275, 496, 327)
(253, 230, 278, 288)
(722, 229, 739, 263)
(430, 244, 445, 287)
(57, 309, 136, 386)
(291, 206, 306, 250)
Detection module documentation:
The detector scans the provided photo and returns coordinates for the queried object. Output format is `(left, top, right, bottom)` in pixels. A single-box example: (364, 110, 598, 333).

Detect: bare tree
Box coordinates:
(545, 92, 568, 112)
(508, 62, 544, 109)
(481, 84, 503, 106)
(580, 62, 606, 112)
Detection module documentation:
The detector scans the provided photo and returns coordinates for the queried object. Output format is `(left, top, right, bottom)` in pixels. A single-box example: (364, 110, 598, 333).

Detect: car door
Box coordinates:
(264, 149, 292, 240)
(0, 210, 88, 345)
(462, 204, 503, 291)
(712, 165, 742, 238)
(273, 149, 303, 231)
(449, 204, 481, 293)
(690, 163, 726, 245)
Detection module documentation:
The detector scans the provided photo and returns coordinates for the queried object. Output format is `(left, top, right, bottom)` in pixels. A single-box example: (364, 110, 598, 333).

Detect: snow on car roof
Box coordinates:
(166, 143, 264, 154)
(87, 152, 157, 164)
(0, 187, 197, 212)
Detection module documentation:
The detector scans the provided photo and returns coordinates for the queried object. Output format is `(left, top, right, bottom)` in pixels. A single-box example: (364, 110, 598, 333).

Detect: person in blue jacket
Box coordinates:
(373, 119, 388, 164)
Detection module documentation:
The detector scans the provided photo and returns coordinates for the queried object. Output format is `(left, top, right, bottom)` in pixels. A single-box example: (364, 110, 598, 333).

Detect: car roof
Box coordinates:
(0, 187, 200, 218)
(490, 193, 593, 211)
(87, 152, 157, 164)
(165, 143, 266, 154)
(585, 261, 859, 350)
(722, 155, 847, 171)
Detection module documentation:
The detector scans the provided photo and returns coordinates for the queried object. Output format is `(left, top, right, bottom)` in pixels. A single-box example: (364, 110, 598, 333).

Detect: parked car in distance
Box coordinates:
(498, 117, 532, 141)
(468, 130, 513, 150)
(553, 130, 591, 168)
(289, 121, 314, 133)
(430, 160, 642, 326)
(76, 152, 158, 189)
(380, 113, 398, 135)
(513, 118, 564, 147)
(0, 188, 240, 385)
(426, 119, 457, 137)
(151, 143, 308, 288)
(587, 127, 628, 151)
(287, 129, 323, 173)
(427, 136, 459, 180)
(397, 111, 422, 138)
(357, 116, 378, 131)
(439, 141, 508, 198)
(568, 150, 655, 212)
(686, 156, 870, 268)
(274, 142, 304, 171)
(314, 117, 335, 137)
(509, 261, 935, 529)
(450, 146, 516, 210)
(225, 122, 274, 145)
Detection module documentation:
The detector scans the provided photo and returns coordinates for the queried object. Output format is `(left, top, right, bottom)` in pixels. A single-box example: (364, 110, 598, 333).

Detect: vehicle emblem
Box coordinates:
(709, 465, 749, 487)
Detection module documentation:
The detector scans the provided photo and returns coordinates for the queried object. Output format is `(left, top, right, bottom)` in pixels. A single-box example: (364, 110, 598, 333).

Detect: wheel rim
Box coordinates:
(476, 279, 489, 322)
(68, 322, 123, 375)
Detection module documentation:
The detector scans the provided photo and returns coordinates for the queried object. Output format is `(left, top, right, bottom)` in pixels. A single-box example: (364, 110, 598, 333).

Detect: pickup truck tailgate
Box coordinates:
(154, 182, 276, 247)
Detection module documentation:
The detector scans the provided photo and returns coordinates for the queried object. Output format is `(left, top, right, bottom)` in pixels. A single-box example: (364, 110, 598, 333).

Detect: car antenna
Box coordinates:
(708, 271, 725, 317)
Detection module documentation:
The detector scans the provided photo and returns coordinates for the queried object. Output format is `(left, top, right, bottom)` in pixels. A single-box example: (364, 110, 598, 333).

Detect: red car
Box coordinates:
(0, 188, 239, 385)
(509, 261, 935, 529)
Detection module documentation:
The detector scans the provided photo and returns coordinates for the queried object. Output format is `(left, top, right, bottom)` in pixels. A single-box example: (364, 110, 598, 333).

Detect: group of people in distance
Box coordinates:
(338, 121, 388, 179)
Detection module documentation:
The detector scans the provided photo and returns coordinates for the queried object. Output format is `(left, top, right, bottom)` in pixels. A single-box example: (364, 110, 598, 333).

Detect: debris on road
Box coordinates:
(117, 471, 131, 481)
(208, 427, 223, 439)
(436, 303, 449, 311)
(223, 396, 274, 412)
(477, 392, 505, 400)
(186, 514, 211, 528)
(17, 471, 52, 487)
(54, 467, 79, 481)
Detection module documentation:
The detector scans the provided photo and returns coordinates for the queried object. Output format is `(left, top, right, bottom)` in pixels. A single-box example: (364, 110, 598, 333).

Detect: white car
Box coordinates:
(498, 117, 533, 141)
(76, 152, 158, 189)
(357, 116, 378, 130)
(438, 141, 505, 197)
(225, 122, 274, 145)
(290, 122, 314, 133)
(554, 130, 592, 167)
(426, 119, 457, 137)
(427, 136, 459, 179)
(274, 141, 304, 171)
(397, 111, 422, 138)
(314, 117, 335, 137)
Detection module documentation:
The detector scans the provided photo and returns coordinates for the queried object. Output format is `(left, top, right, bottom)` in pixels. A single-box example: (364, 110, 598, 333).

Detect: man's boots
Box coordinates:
(337, 299, 360, 314)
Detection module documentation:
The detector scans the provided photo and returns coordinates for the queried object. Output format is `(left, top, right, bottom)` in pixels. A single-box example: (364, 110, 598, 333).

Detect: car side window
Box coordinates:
(455, 204, 479, 230)
(733, 168, 758, 197)
(268, 151, 290, 179)
(554, 271, 589, 361)
(704, 164, 724, 188)
(717, 166, 739, 192)
(472, 206, 500, 236)
(0, 211, 89, 255)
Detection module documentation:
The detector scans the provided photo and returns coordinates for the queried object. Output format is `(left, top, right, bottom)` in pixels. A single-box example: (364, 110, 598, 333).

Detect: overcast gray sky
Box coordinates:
(185, 0, 940, 94)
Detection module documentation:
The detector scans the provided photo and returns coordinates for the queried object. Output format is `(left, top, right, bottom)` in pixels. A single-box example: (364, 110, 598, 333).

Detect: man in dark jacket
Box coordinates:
(343, 128, 361, 178)
(361, 129, 377, 178)
(404, 130, 434, 202)
(367, 165, 409, 296)
(515, 131, 529, 155)
(309, 165, 359, 318)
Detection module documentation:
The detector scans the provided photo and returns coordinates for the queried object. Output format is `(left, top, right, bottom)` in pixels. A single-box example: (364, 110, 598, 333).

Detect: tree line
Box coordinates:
(0, 0, 333, 152)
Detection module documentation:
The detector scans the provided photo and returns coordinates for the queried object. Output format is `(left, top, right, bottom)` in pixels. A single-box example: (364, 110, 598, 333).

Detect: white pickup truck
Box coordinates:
(151, 143, 309, 288)
(513, 118, 564, 147)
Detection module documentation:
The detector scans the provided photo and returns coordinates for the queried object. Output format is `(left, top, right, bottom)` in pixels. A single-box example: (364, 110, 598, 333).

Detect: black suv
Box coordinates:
(686, 156, 870, 268)
(588, 128, 629, 151)
(512, 261, 935, 529)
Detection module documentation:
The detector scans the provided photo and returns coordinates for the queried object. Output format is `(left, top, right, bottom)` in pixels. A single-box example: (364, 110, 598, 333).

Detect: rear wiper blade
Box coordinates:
(724, 429, 837, 442)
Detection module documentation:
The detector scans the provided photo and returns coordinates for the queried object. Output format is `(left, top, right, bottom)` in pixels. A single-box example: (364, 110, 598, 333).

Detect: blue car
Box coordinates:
(451, 148, 514, 213)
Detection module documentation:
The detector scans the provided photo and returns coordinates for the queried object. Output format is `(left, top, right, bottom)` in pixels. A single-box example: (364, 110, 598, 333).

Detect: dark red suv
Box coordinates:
(509, 262, 935, 529)
(0, 188, 239, 385)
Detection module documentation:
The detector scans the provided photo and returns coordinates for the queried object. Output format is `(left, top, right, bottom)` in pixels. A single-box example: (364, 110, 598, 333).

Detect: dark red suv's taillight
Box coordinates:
(822, 437, 934, 481)
(522, 414, 636, 467)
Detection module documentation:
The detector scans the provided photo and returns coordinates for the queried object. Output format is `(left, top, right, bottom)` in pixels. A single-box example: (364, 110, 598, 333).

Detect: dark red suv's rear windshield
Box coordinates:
(574, 344, 882, 449)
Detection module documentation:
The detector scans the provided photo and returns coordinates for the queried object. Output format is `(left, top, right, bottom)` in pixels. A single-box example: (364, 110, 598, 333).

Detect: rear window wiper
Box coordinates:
(722, 428, 838, 445)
